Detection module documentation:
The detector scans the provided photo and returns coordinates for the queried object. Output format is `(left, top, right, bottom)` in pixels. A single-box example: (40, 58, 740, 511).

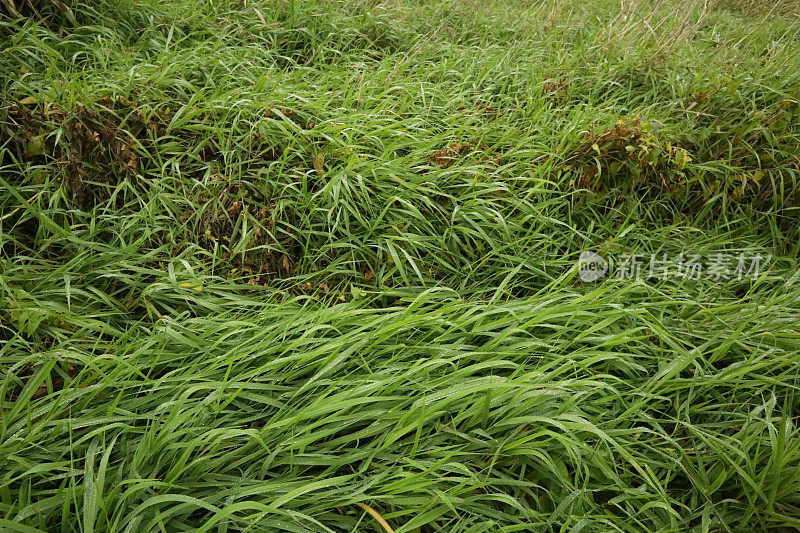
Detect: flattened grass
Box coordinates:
(1, 0, 800, 530)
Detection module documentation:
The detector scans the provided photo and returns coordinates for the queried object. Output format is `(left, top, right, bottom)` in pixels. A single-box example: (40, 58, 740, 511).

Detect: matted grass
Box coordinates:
(1, 0, 800, 531)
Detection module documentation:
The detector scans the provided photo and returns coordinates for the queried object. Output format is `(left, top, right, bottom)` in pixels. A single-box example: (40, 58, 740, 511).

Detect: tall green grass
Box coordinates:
(1, 0, 800, 530)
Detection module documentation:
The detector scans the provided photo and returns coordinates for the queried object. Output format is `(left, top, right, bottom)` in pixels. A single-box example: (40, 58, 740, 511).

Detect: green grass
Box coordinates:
(1, 0, 800, 530)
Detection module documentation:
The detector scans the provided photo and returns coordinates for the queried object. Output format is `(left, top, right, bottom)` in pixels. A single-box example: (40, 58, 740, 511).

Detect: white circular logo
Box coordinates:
(577, 251, 608, 282)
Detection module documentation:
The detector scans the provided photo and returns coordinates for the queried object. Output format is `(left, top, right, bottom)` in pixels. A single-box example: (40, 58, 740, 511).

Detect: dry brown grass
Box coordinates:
(600, 0, 710, 64)
(1, 0, 75, 24)
(713, 0, 800, 18)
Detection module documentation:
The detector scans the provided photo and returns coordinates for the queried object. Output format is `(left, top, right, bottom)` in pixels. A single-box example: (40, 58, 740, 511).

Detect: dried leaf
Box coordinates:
(312, 151, 325, 174)
(253, 8, 266, 25)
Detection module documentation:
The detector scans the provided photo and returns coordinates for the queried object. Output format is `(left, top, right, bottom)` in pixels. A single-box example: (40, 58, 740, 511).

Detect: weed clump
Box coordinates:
(566, 114, 692, 199)
(543, 75, 570, 106)
(181, 177, 296, 284)
(566, 107, 800, 215)
(1, 97, 146, 209)
(61, 101, 143, 208)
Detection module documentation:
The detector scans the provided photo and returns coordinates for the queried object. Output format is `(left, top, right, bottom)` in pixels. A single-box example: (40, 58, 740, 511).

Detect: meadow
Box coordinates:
(1, 0, 800, 530)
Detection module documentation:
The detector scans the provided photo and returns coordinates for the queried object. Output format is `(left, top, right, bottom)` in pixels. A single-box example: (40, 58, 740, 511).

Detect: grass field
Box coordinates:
(1, 0, 800, 531)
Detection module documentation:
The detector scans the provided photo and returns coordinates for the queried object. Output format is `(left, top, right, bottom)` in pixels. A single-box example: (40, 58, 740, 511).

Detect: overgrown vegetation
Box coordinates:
(1, 0, 799, 531)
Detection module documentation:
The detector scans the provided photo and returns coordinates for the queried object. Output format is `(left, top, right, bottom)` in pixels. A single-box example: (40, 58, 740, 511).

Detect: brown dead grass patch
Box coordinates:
(543, 75, 570, 106)
(178, 176, 299, 285)
(1, 96, 150, 209)
(430, 141, 497, 168)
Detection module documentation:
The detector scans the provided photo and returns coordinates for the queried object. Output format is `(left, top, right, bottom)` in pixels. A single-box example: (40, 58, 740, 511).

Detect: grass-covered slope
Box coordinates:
(1, 0, 800, 531)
